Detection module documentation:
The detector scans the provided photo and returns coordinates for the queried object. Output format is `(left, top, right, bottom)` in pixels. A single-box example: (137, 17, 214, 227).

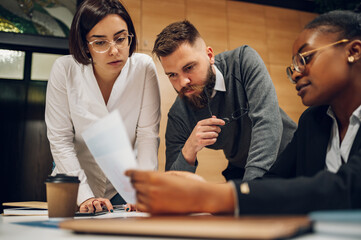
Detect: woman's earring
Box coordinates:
(348, 56, 355, 63)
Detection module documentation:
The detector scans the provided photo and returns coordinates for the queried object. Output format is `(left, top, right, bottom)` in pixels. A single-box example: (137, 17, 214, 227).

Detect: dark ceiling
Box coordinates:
(233, 0, 316, 12)
(233, 0, 361, 13)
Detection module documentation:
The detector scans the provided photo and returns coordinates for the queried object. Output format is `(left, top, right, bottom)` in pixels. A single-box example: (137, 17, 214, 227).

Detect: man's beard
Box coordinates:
(178, 65, 216, 110)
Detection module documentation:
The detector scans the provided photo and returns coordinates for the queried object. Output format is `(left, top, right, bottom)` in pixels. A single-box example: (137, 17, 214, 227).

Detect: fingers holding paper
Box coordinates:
(126, 170, 236, 215)
(126, 170, 212, 214)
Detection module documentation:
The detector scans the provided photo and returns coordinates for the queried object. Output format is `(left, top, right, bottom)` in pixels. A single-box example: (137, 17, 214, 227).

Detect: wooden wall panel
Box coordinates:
(197, 149, 228, 183)
(141, 0, 185, 51)
(152, 53, 178, 173)
(186, 0, 228, 55)
(227, 1, 268, 63)
(299, 11, 319, 29)
(265, 6, 303, 66)
(122, 0, 142, 48)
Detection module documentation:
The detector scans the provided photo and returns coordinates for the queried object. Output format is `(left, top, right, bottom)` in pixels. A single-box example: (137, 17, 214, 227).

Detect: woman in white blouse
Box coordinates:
(45, 0, 161, 213)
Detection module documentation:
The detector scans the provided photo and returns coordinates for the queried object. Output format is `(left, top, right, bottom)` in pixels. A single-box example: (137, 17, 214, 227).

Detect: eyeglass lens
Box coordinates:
(286, 67, 294, 82)
(91, 34, 132, 53)
(293, 54, 306, 73)
(222, 108, 248, 125)
(204, 88, 248, 126)
(287, 53, 306, 83)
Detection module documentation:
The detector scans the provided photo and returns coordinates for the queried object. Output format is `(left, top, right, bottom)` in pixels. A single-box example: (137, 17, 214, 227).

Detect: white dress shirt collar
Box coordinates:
(211, 65, 226, 98)
(325, 104, 361, 173)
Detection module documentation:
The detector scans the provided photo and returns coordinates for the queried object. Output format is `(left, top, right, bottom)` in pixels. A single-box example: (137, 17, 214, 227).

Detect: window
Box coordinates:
(0, 49, 25, 80)
(31, 53, 63, 81)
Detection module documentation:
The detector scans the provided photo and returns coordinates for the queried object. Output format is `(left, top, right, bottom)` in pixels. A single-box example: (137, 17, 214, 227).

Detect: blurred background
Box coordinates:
(0, 0, 359, 213)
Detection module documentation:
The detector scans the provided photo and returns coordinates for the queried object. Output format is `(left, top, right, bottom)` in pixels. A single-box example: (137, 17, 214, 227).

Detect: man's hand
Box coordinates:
(125, 170, 235, 215)
(182, 116, 225, 165)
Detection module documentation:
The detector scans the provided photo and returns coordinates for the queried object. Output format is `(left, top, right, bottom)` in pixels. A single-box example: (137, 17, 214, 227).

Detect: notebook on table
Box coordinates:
(2, 201, 48, 216)
(309, 210, 361, 238)
(60, 215, 311, 240)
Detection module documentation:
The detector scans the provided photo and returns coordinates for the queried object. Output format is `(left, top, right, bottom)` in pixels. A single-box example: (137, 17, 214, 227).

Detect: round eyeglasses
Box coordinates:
(204, 88, 248, 127)
(221, 107, 249, 126)
(88, 33, 134, 53)
(286, 39, 349, 84)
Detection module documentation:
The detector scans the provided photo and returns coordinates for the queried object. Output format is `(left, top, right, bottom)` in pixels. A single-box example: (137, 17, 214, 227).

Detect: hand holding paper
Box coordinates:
(82, 110, 138, 204)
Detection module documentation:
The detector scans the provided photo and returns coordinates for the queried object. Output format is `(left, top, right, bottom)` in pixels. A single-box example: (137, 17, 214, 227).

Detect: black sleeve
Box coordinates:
(232, 146, 361, 215)
(165, 111, 197, 172)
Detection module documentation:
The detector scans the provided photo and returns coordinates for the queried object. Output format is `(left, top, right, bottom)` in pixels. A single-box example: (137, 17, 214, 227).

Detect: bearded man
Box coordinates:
(154, 20, 296, 181)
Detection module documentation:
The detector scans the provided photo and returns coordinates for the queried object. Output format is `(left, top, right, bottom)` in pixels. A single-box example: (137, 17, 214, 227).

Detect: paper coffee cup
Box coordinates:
(45, 174, 80, 218)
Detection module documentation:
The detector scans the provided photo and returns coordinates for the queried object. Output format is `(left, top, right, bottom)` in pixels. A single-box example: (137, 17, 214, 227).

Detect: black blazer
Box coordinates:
(232, 106, 361, 214)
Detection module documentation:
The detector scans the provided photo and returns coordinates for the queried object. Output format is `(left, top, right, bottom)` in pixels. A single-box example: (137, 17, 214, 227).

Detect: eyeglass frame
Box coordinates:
(286, 39, 349, 83)
(87, 33, 134, 53)
(204, 88, 249, 127)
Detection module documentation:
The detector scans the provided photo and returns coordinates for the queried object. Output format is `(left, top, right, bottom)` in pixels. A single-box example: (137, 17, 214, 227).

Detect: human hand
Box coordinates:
(123, 173, 201, 212)
(125, 170, 234, 215)
(124, 172, 205, 212)
(124, 203, 137, 212)
(165, 171, 206, 182)
(79, 197, 113, 213)
(182, 116, 225, 165)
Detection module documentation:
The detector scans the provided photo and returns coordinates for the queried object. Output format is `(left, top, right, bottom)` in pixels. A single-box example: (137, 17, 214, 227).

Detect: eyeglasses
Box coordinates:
(286, 39, 349, 83)
(204, 89, 248, 127)
(88, 33, 134, 53)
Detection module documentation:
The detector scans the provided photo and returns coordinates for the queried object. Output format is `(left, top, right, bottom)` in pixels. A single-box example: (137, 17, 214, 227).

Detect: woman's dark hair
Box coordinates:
(69, 0, 137, 65)
(304, 6, 361, 40)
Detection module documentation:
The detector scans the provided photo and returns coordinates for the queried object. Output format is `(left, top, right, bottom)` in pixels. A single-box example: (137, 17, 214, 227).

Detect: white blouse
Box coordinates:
(326, 105, 361, 173)
(45, 53, 161, 205)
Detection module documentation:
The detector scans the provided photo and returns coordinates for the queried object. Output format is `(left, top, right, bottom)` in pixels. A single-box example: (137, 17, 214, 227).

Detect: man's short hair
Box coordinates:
(152, 20, 200, 58)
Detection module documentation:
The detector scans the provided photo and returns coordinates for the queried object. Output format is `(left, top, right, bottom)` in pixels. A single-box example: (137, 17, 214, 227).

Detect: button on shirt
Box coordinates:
(326, 105, 361, 173)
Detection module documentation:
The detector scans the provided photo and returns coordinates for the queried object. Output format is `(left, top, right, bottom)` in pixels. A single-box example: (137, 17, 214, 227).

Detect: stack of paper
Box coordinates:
(2, 202, 48, 216)
(310, 210, 361, 238)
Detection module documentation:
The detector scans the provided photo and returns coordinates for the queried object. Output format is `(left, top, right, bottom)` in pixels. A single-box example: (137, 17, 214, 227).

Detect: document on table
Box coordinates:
(82, 110, 138, 204)
(309, 210, 361, 238)
(2, 201, 48, 216)
(3, 207, 48, 216)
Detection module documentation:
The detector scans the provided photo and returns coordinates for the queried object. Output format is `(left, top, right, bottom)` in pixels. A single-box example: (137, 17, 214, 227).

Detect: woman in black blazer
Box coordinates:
(126, 7, 361, 215)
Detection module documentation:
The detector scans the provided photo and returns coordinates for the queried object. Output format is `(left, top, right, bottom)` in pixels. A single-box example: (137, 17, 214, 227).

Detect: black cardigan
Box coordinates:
(232, 105, 361, 214)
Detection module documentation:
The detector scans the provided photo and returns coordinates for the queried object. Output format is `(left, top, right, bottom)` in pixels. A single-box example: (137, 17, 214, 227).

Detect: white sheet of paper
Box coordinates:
(81, 110, 138, 204)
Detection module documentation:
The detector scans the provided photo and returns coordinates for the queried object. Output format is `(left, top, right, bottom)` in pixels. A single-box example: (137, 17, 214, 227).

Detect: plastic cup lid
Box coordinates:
(45, 174, 80, 183)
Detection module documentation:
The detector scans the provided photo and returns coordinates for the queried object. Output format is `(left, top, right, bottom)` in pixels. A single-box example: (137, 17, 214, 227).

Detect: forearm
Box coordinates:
(240, 46, 283, 180)
(244, 107, 283, 180)
(201, 182, 235, 214)
(48, 128, 94, 205)
(181, 142, 197, 165)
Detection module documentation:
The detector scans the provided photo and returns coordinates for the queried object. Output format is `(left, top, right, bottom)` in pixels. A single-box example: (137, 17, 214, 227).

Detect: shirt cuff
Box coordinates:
(171, 151, 198, 173)
(77, 182, 95, 206)
(75, 170, 94, 206)
(243, 166, 267, 181)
